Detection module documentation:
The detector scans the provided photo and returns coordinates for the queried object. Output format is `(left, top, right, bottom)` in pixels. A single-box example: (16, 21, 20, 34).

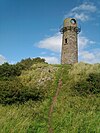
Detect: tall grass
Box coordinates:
(51, 63, 100, 133)
(0, 63, 100, 133)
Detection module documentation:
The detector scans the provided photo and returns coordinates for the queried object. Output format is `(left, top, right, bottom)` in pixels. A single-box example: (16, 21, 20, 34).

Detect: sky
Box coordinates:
(0, 0, 100, 64)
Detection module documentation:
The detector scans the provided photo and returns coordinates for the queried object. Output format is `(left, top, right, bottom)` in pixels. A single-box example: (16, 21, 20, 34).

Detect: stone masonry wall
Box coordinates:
(61, 18, 78, 64)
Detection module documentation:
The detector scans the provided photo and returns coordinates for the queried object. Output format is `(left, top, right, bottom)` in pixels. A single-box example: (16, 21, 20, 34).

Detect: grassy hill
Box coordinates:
(0, 61, 100, 133)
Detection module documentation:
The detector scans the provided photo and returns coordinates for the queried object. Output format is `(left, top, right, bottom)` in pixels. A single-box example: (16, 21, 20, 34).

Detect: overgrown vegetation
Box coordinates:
(0, 58, 47, 105)
(0, 63, 21, 80)
(0, 60, 100, 133)
(16, 57, 46, 70)
(51, 63, 100, 133)
(68, 63, 100, 95)
(0, 79, 44, 105)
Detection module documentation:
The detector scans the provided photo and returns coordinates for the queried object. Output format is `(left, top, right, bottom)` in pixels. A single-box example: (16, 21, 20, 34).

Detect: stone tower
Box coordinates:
(60, 18, 80, 64)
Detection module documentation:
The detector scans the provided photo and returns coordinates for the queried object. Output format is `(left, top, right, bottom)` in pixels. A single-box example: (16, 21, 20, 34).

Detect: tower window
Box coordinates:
(65, 38, 67, 43)
(70, 19, 76, 24)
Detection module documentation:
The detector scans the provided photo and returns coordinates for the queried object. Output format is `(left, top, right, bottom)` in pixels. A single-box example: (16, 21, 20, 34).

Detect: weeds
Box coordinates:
(0, 63, 100, 133)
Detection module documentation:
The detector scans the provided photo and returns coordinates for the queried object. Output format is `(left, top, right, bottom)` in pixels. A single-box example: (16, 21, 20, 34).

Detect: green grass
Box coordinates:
(52, 92, 100, 133)
(0, 63, 100, 133)
(51, 63, 100, 133)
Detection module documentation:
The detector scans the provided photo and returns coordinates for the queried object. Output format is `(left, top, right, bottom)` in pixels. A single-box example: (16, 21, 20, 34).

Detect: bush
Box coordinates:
(16, 57, 47, 70)
(0, 63, 21, 80)
(0, 79, 44, 105)
(74, 73, 100, 95)
(0, 57, 47, 80)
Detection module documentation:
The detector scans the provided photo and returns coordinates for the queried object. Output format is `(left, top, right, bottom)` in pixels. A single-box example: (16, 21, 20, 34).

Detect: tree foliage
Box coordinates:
(0, 63, 21, 80)
(16, 57, 46, 70)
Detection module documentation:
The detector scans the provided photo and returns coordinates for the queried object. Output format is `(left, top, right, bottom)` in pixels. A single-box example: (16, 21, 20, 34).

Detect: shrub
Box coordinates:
(68, 63, 100, 95)
(74, 73, 100, 95)
(0, 57, 47, 80)
(0, 63, 21, 80)
(16, 57, 47, 70)
(0, 79, 44, 105)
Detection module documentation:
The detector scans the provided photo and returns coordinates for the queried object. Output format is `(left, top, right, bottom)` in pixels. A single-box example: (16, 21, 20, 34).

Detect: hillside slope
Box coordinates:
(0, 63, 100, 133)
